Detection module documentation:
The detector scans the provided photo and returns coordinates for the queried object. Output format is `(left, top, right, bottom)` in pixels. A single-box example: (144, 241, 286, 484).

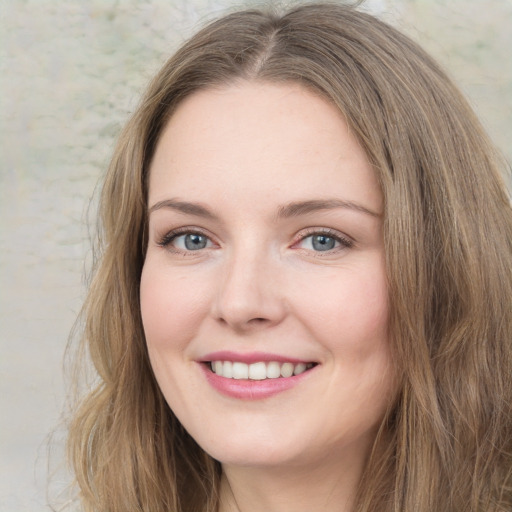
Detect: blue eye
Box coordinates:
(295, 230, 352, 253)
(178, 233, 209, 251)
(301, 234, 340, 251)
(159, 231, 214, 252)
(312, 234, 338, 251)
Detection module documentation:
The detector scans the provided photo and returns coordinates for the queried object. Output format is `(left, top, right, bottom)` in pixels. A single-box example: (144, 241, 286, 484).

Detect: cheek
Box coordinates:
(139, 262, 211, 351)
(293, 262, 389, 353)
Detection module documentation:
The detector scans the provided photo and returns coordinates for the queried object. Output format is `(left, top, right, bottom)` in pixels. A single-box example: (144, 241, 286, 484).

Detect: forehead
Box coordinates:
(148, 81, 382, 214)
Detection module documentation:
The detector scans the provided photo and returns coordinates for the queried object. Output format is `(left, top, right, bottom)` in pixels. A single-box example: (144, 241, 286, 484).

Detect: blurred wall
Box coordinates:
(1, 1, 510, 510)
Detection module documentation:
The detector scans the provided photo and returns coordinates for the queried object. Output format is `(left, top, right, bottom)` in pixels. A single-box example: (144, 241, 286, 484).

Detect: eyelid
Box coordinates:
(291, 227, 354, 251)
(156, 226, 219, 252)
(155, 225, 353, 256)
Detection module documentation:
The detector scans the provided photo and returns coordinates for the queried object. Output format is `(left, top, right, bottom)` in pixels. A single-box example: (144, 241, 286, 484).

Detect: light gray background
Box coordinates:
(1, 1, 511, 510)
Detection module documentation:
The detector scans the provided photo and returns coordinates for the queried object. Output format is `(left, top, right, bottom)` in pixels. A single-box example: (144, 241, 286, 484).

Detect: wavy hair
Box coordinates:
(67, 3, 512, 511)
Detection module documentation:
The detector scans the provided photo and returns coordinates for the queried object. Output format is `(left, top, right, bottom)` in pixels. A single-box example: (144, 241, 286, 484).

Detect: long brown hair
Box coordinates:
(67, 3, 512, 511)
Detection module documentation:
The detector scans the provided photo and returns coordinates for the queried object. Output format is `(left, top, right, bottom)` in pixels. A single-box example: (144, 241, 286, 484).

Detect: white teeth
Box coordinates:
(293, 363, 307, 375)
(280, 362, 294, 378)
(232, 362, 249, 379)
(210, 360, 314, 380)
(223, 360, 233, 378)
(266, 361, 281, 379)
(248, 362, 267, 380)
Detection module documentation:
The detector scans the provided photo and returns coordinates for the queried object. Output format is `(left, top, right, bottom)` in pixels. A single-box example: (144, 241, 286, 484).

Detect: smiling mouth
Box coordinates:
(208, 361, 317, 380)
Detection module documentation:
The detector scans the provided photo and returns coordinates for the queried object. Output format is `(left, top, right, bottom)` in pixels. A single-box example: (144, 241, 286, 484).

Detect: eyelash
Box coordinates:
(156, 227, 354, 255)
(293, 228, 354, 254)
(156, 228, 214, 253)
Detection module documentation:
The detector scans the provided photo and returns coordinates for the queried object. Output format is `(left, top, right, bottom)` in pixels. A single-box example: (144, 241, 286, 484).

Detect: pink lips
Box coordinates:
(200, 351, 311, 365)
(199, 351, 317, 400)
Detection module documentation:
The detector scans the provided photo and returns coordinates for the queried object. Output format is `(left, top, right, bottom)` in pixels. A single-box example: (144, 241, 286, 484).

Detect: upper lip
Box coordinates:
(199, 351, 317, 365)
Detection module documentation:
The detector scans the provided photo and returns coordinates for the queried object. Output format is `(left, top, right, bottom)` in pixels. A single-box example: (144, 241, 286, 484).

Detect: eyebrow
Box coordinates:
(148, 198, 380, 219)
(277, 199, 381, 219)
(148, 199, 218, 219)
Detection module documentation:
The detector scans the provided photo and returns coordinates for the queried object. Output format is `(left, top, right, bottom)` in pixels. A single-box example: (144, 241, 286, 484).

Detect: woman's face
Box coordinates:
(141, 82, 395, 469)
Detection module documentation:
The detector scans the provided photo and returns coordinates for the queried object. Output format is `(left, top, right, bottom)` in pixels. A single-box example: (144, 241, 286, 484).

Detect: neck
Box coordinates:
(218, 453, 365, 512)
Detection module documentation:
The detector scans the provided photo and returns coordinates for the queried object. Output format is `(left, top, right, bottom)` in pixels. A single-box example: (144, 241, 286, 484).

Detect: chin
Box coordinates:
(186, 423, 304, 468)
(190, 422, 366, 471)
(207, 443, 300, 468)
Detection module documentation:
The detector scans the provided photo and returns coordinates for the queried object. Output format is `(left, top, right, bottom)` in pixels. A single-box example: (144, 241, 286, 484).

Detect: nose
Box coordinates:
(211, 246, 287, 333)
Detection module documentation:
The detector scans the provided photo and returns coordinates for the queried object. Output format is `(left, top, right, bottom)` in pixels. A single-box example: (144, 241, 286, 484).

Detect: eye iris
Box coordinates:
(184, 233, 207, 250)
(312, 234, 336, 251)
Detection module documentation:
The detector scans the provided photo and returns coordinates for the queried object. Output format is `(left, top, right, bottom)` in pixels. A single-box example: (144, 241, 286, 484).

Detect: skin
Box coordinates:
(141, 81, 395, 512)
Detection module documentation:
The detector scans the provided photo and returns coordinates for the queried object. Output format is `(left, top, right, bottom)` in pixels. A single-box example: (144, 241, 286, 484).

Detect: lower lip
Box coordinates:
(200, 363, 315, 400)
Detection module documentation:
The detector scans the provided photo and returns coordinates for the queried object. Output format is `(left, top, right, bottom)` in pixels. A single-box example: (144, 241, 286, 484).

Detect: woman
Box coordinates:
(67, 3, 512, 511)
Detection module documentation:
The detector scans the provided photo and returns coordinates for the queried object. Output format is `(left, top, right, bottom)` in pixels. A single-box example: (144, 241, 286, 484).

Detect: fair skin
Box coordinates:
(141, 81, 395, 512)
